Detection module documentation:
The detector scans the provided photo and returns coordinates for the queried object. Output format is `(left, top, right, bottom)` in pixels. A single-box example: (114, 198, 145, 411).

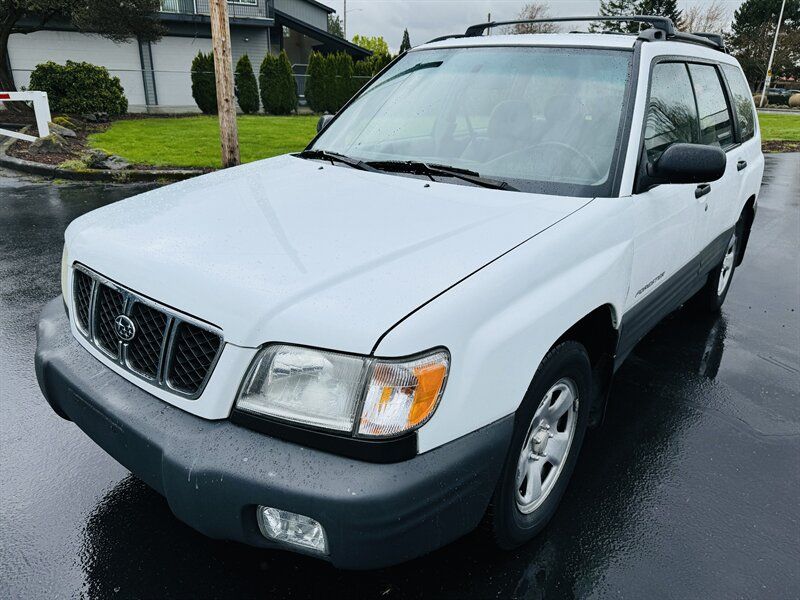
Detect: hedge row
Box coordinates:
(306, 51, 392, 113)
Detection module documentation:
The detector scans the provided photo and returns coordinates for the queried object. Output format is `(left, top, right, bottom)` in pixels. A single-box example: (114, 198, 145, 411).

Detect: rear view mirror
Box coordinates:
(649, 143, 727, 185)
(317, 114, 334, 133)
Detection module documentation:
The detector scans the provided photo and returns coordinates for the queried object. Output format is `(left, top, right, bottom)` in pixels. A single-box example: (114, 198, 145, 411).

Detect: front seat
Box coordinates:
(461, 100, 533, 163)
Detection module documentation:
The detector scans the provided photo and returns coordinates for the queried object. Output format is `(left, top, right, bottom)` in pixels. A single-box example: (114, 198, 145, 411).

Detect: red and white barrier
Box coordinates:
(0, 91, 52, 142)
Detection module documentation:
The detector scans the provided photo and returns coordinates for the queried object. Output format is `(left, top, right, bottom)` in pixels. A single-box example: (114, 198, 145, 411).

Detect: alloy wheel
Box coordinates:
(515, 378, 579, 514)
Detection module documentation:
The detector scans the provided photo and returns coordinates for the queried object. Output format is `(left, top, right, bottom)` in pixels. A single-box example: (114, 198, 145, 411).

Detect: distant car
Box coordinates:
(766, 87, 795, 104)
(36, 15, 764, 569)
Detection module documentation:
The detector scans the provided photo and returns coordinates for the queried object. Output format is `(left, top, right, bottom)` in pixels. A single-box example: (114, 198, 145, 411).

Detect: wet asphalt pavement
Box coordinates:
(1, 155, 799, 599)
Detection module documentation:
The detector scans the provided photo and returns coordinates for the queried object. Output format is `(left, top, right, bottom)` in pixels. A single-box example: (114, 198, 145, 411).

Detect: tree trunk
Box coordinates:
(0, 22, 32, 116)
(0, 24, 16, 91)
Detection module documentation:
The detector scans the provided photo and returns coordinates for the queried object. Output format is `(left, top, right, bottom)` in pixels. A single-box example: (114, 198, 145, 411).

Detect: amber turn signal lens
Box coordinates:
(358, 350, 449, 438)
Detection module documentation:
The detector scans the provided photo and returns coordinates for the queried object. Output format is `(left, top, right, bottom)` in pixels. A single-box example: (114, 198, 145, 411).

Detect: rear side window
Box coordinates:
(644, 62, 698, 163)
(721, 64, 756, 141)
(687, 64, 735, 149)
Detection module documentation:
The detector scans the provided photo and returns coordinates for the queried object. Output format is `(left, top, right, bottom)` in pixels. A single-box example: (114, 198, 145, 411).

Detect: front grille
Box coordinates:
(95, 285, 125, 357)
(167, 323, 223, 394)
(73, 270, 93, 332)
(70, 265, 224, 398)
(127, 302, 169, 379)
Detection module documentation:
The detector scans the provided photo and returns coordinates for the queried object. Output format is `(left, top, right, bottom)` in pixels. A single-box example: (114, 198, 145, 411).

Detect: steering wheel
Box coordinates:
(486, 140, 604, 184)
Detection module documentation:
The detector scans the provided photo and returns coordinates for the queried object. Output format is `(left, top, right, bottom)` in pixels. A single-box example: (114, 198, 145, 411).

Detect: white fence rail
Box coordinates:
(0, 91, 51, 141)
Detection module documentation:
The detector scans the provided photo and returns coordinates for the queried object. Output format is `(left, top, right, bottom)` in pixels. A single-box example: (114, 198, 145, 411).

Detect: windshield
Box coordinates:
(310, 46, 633, 197)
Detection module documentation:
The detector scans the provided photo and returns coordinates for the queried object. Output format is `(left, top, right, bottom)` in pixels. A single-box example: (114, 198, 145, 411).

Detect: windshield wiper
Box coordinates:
(296, 149, 379, 172)
(366, 160, 518, 191)
(370, 61, 444, 91)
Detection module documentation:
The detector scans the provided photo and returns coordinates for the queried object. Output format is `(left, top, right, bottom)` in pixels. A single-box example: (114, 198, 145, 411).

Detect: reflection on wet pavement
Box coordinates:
(1, 155, 798, 598)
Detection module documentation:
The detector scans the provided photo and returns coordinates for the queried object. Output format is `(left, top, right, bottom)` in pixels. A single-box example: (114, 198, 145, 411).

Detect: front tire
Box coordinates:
(486, 341, 591, 549)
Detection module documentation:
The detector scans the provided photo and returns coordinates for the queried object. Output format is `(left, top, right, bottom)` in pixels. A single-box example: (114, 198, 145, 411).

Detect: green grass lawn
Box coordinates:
(88, 112, 799, 170)
(758, 112, 800, 141)
(88, 115, 318, 168)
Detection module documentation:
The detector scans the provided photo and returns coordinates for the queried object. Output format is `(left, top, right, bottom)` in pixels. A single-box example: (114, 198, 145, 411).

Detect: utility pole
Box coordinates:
(343, 0, 347, 38)
(759, 0, 786, 108)
(208, 0, 240, 167)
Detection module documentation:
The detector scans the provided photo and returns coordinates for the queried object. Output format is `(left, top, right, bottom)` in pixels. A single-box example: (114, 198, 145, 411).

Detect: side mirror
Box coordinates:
(648, 143, 727, 185)
(316, 114, 334, 133)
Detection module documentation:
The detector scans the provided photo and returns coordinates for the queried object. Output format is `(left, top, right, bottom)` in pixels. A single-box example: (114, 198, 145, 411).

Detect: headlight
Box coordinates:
(236, 345, 449, 438)
(60, 244, 69, 300)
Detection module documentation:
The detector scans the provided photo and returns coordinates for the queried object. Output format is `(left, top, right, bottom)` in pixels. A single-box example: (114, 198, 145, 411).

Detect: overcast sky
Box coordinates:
(319, 0, 747, 52)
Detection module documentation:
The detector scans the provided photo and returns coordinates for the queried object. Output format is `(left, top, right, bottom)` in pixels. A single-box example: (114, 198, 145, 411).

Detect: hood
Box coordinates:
(66, 155, 589, 352)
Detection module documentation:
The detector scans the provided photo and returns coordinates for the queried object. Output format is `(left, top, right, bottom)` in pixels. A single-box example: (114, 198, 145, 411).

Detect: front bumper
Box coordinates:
(35, 297, 513, 569)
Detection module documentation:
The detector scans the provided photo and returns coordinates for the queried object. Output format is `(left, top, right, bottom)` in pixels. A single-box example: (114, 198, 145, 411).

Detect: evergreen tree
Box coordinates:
(588, 0, 639, 33)
(278, 50, 298, 114)
(328, 13, 344, 38)
(320, 53, 338, 112)
(305, 51, 325, 113)
(259, 51, 297, 115)
(727, 0, 800, 86)
(352, 58, 374, 95)
(399, 29, 411, 53)
(637, 0, 684, 30)
(190, 51, 217, 114)
(333, 52, 354, 110)
(234, 54, 260, 114)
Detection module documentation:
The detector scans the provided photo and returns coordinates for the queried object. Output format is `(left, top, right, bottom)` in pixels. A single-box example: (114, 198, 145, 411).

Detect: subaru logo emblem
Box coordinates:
(114, 314, 136, 342)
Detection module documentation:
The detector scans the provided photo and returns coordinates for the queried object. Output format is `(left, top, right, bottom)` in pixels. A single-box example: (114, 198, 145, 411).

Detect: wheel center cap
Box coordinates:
(532, 427, 549, 455)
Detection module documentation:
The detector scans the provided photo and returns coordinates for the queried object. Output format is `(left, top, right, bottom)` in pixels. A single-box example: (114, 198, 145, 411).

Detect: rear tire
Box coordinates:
(485, 341, 591, 549)
(695, 219, 744, 313)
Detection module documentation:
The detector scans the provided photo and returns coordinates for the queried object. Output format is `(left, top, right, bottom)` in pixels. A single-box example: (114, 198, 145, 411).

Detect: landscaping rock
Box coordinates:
(98, 155, 131, 171)
(53, 116, 79, 130)
(85, 149, 110, 168)
(82, 112, 110, 123)
(48, 122, 76, 138)
(28, 133, 69, 155)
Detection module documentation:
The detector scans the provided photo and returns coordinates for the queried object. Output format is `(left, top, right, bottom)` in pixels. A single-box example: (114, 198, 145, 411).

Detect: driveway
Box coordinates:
(1, 155, 798, 598)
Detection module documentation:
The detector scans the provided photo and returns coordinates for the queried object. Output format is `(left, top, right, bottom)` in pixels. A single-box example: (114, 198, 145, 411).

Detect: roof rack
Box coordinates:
(691, 32, 727, 52)
(463, 15, 675, 37)
(439, 15, 727, 53)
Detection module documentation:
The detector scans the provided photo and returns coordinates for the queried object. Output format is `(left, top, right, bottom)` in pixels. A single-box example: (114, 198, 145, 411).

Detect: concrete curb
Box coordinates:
(0, 130, 203, 183)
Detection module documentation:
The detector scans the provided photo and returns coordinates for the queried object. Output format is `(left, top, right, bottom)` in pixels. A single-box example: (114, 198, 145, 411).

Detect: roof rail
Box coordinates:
(455, 15, 726, 53)
(463, 15, 675, 37)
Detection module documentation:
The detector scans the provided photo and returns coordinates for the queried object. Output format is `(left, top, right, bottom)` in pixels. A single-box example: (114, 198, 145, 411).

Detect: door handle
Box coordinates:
(737, 160, 747, 171)
(695, 184, 711, 199)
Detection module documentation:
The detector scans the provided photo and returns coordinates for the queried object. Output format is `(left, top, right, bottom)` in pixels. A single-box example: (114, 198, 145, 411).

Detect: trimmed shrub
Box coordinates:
(234, 54, 260, 114)
(789, 94, 800, 108)
(305, 51, 326, 113)
(333, 52, 354, 110)
(306, 52, 361, 113)
(191, 51, 217, 114)
(353, 58, 374, 96)
(28, 61, 127, 115)
(259, 51, 297, 115)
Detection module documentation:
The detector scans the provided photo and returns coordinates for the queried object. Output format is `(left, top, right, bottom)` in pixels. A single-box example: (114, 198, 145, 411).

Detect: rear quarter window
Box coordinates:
(721, 64, 756, 142)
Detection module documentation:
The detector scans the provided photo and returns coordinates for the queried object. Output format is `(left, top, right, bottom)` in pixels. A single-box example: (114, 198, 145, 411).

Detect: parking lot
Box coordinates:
(1, 154, 798, 598)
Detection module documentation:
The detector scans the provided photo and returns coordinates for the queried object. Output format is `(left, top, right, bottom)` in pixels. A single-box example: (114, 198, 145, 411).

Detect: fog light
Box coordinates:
(256, 506, 327, 554)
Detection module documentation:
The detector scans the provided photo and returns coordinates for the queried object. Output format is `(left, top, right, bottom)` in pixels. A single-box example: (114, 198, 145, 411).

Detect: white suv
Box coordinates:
(36, 16, 763, 569)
